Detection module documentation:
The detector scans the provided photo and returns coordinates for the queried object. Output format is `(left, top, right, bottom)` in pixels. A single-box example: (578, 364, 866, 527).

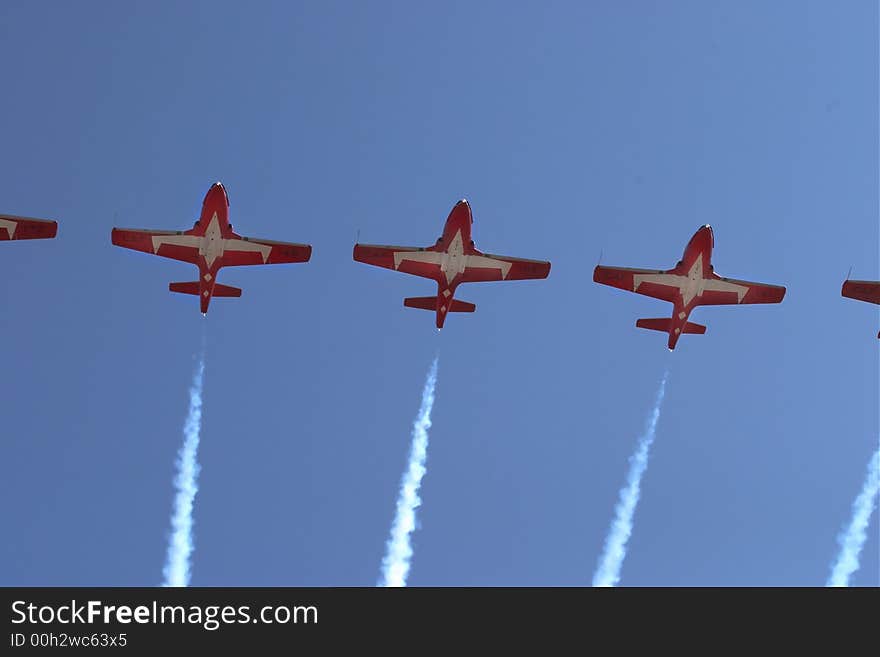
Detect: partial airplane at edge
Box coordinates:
(841, 278, 880, 338)
(353, 199, 551, 328)
(1, 214, 57, 241)
(111, 182, 311, 314)
(594, 225, 786, 350)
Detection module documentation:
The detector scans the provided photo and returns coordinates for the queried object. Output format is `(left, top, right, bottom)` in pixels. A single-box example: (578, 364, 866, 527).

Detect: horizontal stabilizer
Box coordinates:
(404, 296, 475, 312)
(404, 296, 435, 311)
(169, 282, 200, 296)
(212, 283, 242, 297)
(169, 281, 242, 297)
(636, 318, 706, 334)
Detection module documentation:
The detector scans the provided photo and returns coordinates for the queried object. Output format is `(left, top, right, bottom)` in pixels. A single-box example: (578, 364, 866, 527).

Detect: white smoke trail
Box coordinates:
(162, 353, 206, 587)
(593, 370, 669, 587)
(827, 444, 880, 587)
(379, 357, 439, 587)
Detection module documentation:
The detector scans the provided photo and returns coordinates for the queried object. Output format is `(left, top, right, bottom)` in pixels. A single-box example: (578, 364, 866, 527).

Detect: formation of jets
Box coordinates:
(2, 181, 877, 346)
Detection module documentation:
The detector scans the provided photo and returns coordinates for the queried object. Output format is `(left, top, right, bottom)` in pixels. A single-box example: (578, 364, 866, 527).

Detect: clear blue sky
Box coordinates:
(1, 1, 876, 586)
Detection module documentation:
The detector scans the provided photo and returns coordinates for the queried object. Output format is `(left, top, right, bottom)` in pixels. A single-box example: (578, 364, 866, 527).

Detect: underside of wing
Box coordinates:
(222, 236, 312, 266)
(465, 253, 551, 282)
(111, 227, 200, 264)
(842, 280, 880, 305)
(700, 275, 786, 305)
(593, 265, 679, 302)
(353, 243, 441, 279)
(0, 214, 58, 240)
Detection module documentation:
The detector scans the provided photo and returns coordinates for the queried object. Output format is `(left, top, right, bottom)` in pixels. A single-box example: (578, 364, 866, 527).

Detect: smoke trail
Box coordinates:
(379, 357, 439, 587)
(827, 444, 880, 587)
(593, 370, 669, 587)
(162, 353, 206, 587)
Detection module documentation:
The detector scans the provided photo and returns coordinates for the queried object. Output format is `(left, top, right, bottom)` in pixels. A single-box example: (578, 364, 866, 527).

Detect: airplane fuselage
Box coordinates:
(430, 200, 476, 327)
(142, 183, 235, 313)
(665, 226, 714, 348)
(193, 183, 231, 312)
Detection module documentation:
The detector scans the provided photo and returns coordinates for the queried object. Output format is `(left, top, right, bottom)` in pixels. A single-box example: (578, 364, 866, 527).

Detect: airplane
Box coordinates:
(1, 214, 58, 241)
(353, 199, 551, 328)
(111, 182, 311, 314)
(593, 224, 786, 350)
(841, 278, 880, 338)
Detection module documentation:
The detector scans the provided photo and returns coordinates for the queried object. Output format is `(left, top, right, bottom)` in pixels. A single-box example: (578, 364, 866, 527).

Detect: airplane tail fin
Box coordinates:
(404, 296, 475, 313)
(636, 318, 706, 334)
(169, 281, 242, 297)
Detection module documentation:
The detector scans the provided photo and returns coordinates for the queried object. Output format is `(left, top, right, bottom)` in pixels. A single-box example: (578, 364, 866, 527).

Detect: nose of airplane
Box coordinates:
(701, 224, 715, 248)
(452, 198, 473, 224)
(204, 182, 229, 207)
(215, 182, 229, 205)
(689, 224, 714, 247)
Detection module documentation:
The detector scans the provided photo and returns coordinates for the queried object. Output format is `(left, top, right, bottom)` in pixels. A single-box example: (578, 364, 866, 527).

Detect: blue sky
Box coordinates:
(0, 1, 876, 586)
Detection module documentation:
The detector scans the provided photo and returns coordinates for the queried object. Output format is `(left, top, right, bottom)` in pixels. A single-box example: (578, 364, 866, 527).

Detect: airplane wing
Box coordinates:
(594, 265, 786, 305)
(353, 244, 442, 280)
(699, 275, 786, 305)
(842, 280, 880, 304)
(463, 253, 551, 282)
(111, 228, 201, 264)
(0, 214, 58, 240)
(593, 265, 680, 302)
(221, 236, 312, 266)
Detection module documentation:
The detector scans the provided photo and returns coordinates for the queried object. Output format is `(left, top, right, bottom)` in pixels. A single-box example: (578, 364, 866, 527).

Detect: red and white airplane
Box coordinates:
(841, 278, 880, 338)
(593, 225, 786, 350)
(1, 214, 57, 241)
(353, 199, 551, 328)
(111, 182, 311, 314)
